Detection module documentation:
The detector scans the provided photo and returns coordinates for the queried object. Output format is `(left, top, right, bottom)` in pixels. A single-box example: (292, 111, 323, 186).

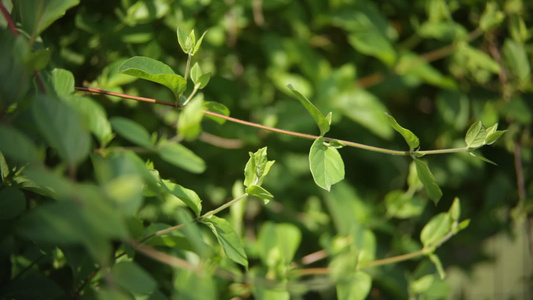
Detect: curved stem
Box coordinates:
(201, 193, 248, 219)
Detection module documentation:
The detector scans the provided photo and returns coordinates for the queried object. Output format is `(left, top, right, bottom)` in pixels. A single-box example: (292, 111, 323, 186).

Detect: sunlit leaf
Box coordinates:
(243, 147, 275, 188)
(464, 121, 486, 149)
(161, 180, 202, 217)
(178, 96, 204, 141)
(202, 216, 248, 268)
(118, 56, 186, 97)
(429, 253, 446, 279)
(336, 271, 372, 300)
(448, 197, 460, 221)
(51, 68, 75, 96)
(246, 185, 273, 204)
(203, 101, 230, 124)
(420, 213, 452, 247)
(309, 137, 345, 191)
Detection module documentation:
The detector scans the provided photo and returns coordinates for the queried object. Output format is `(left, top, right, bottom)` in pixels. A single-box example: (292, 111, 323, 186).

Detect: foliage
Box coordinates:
(0, 0, 531, 300)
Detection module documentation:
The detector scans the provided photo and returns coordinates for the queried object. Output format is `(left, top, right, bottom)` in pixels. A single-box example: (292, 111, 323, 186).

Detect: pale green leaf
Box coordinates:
(480, 2, 505, 31)
(190, 62, 201, 84)
(177, 27, 188, 54)
(202, 216, 248, 268)
(420, 213, 453, 247)
(385, 113, 420, 150)
(161, 181, 202, 217)
(309, 137, 345, 191)
(448, 197, 460, 221)
(178, 96, 204, 141)
(192, 31, 207, 55)
(288, 85, 330, 135)
(336, 271, 372, 300)
(413, 158, 442, 204)
(243, 147, 275, 188)
(246, 185, 273, 204)
(118, 56, 186, 97)
(203, 101, 230, 124)
(465, 121, 487, 149)
(51, 68, 75, 96)
(197, 73, 211, 89)
(410, 274, 435, 294)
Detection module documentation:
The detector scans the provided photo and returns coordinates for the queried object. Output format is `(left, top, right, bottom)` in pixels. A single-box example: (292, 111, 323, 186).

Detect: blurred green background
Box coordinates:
(2, 0, 532, 299)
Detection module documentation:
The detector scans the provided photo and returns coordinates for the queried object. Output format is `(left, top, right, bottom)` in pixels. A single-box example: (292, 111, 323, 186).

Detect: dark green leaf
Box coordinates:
(203, 101, 230, 124)
(63, 96, 114, 147)
(413, 158, 442, 204)
(309, 137, 345, 191)
(385, 113, 420, 151)
(0, 125, 39, 162)
(420, 213, 452, 247)
(202, 215, 248, 268)
(118, 56, 186, 97)
(112, 261, 157, 295)
(0, 187, 26, 220)
(110, 117, 153, 147)
(33, 95, 91, 166)
(158, 142, 206, 173)
(288, 85, 330, 135)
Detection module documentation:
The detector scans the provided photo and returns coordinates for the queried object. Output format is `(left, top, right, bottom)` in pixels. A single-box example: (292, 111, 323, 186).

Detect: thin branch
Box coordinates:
(201, 193, 249, 219)
(127, 239, 202, 272)
(0, 2, 18, 35)
(76, 86, 470, 157)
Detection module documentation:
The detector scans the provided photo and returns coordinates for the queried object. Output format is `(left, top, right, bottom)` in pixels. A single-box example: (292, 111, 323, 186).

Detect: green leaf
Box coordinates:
(288, 84, 330, 135)
(410, 274, 435, 294)
(479, 2, 505, 31)
(51, 68, 75, 96)
(385, 113, 420, 151)
(469, 151, 497, 166)
(243, 147, 275, 188)
(202, 216, 248, 269)
(396, 52, 456, 89)
(17, 0, 80, 36)
(348, 31, 396, 66)
(484, 124, 506, 145)
(158, 142, 206, 173)
(62, 96, 114, 147)
(464, 121, 487, 149)
(197, 73, 211, 89)
(192, 31, 207, 55)
(253, 286, 290, 300)
(33, 95, 91, 167)
(413, 158, 443, 204)
(0, 187, 26, 220)
(429, 254, 446, 279)
(178, 96, 204, 141)
(309, 137, 345, 191)
(177, 27, 188, 54)
(26, 48, 51, 71)
(112, 261, 157, 295)
(448, 197, 460, 221)
(118, 56, 186, 97)
(110, 117, 153, 147)
(333, 88, 394, 140)
(246, 185, 273, 204)
(203, 101, 230, 124)
(175, 209, 209, 257)
(258, 222, 301, 267)
(420, 213, 452, 247)
(190, 62, 202, 84)
(0, 125, 39, 162)
(161, 180, 202, 217)
(336, 271, 372, 300)
(385, 190, 426, 219)
(457, 219, 470, 231)
(503, 39, 531, 84)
